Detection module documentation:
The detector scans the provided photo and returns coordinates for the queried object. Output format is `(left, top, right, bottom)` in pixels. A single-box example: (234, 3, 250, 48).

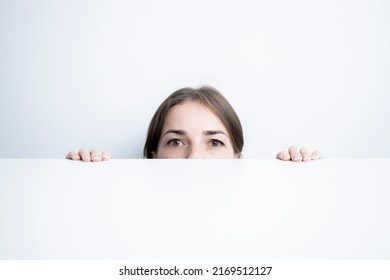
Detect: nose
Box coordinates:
(186, 145, 204, 159)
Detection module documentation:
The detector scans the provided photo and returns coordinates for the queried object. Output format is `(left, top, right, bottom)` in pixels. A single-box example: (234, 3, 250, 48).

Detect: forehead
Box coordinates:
(163, 101, 227, 132)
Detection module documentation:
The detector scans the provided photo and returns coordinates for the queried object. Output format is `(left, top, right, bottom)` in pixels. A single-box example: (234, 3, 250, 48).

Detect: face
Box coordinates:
(153, 101, 239, 159)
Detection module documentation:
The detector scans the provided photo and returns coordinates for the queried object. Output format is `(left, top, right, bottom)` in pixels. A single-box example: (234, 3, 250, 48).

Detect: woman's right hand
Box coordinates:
(276, 146, 323, 162)
(66, 149, 112, 162)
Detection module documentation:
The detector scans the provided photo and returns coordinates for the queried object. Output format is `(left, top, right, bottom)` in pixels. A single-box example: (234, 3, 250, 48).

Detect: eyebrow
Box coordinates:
(163, 129, 186, 136)
(204, 130, 228, 137)
(163, 129, 228, 137)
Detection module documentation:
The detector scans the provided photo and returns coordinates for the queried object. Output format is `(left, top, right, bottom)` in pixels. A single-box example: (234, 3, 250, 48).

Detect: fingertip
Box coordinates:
(292, 156, 303, 162)
(78, 149, 90, 162)
(91, 156, 102, 162)
(66, 151, 80, 160)
(276, 151, 290, 161)
(65, 152, 72, 159)
(81, 154, 91, 162)
(72, 153, 81, 161)
(300, 147, 311, 162)
(311, 150, 323, 160)
(91, 150, 102, 162)
(102, 151, 112, 161)
(302, 156, 311, 162)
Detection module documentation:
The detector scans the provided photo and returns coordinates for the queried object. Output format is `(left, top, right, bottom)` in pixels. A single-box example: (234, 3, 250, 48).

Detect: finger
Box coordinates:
(66, 151, 81, 160)
(91, 149, 102, 162)
(288, 146, 302, 162)
(311, 150, 323, 160)
(102, 151, 112, 161)
(300, 147, 311, 162)
(276, 151, 291, 161)
(79, 149, 91, 162)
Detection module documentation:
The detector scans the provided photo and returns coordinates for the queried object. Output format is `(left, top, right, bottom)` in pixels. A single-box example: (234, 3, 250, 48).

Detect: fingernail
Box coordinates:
(93, 156, 101, 161)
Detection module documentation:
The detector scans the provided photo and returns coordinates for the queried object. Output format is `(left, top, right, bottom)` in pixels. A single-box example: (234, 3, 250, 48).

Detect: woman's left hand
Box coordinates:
(276, 146, 323, 162)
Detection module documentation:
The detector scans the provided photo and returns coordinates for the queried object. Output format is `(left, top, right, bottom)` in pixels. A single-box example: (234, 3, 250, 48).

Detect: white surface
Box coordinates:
(0, 0, 389, 158)
(0, 159, 389, 259)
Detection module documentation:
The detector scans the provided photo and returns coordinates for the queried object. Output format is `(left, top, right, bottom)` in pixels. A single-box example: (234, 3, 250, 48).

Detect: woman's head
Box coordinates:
(144, 86, 244, 159)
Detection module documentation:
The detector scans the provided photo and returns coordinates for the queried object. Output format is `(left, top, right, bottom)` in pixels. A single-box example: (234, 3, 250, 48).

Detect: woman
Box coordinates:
(66, 86, 322, 161)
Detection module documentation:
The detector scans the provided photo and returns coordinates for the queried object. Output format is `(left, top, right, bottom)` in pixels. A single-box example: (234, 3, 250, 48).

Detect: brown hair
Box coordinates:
(143, 86, 244, 158)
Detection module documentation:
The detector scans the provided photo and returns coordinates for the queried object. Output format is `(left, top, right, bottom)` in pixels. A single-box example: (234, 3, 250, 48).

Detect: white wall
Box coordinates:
(0, 0, 389, 158)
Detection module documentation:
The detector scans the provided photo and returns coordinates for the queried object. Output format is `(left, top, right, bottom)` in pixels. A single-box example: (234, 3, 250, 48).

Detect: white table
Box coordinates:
(0, 159, 389, 259)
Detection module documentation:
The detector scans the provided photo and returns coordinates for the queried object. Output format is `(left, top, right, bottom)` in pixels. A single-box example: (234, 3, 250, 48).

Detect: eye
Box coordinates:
(209, 139, 225, 147)
(167, 139, 185, 147)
